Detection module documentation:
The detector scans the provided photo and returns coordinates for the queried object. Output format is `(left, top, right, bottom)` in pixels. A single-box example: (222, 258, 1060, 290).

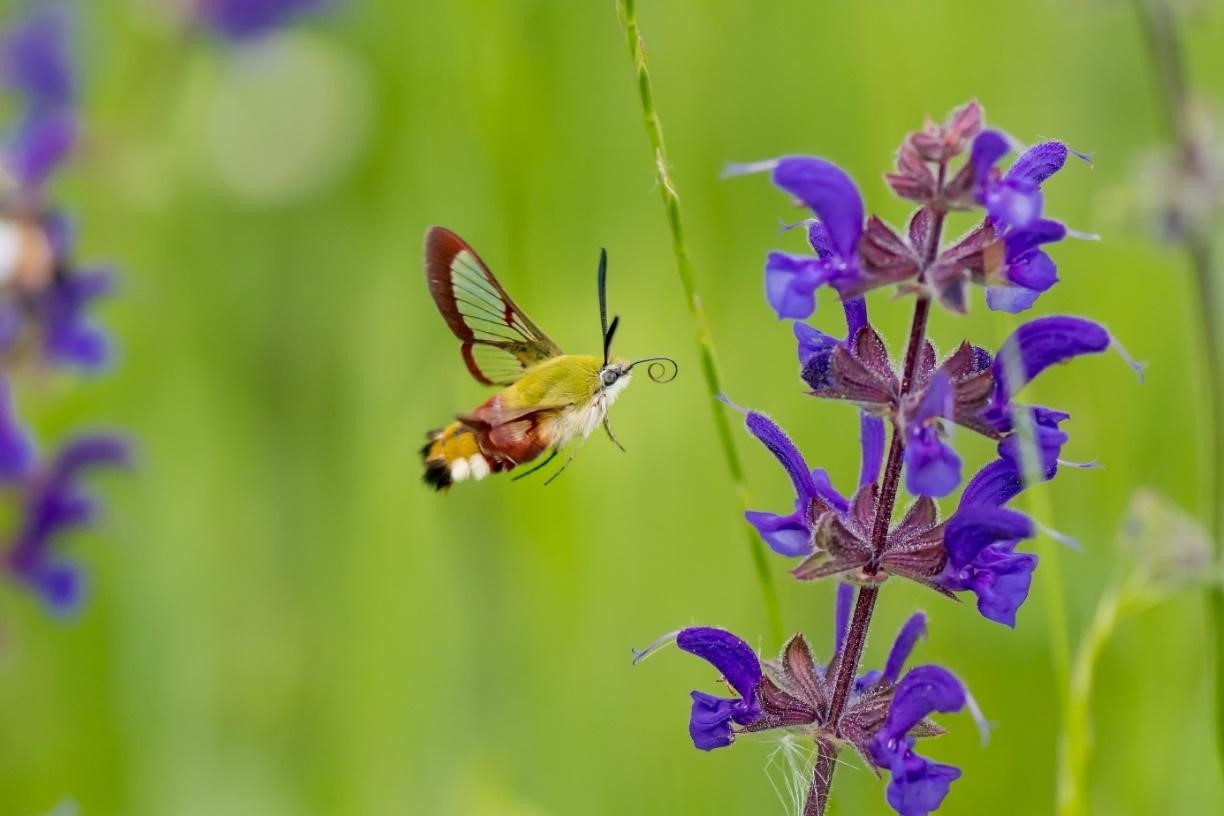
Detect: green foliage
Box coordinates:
(1, 1, 1222, 814)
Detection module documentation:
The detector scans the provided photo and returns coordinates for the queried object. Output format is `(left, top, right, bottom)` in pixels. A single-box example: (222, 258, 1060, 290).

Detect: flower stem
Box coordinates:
(805, 737, 839, 816)
(807, 289, 937, 813)
(804, 184, 947, 813)
(615, 0, 783, 642)
(1134, 0, 1224, 772)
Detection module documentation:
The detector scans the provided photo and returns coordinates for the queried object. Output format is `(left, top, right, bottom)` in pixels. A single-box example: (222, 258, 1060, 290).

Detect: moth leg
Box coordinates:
(543, 450, 580, 486)
(510, 449, 558, 482)
(602, 414, 626, 453)
(544, 432, 595, 486)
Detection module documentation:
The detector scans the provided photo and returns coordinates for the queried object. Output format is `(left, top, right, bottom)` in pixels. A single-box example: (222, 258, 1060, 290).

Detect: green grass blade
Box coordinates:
(615, 0, 782, 642)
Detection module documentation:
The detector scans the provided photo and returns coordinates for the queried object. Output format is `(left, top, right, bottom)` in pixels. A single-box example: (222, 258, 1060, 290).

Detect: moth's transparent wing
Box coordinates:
(424, 227, 564, 385)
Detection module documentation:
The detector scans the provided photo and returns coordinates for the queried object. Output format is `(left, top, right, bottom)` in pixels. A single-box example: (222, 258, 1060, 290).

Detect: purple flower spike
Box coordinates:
(0, 375, 34, 482)
(196, 0, 331, 42)
(939, 506, 1037, 626)
(5, 434, 130, 612)
(904, 373, 962, 498)
(677, 627, 763, 750)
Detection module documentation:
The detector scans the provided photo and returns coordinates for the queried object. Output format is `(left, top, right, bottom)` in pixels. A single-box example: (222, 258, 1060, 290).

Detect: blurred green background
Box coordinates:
(1, 0, 1223, 814)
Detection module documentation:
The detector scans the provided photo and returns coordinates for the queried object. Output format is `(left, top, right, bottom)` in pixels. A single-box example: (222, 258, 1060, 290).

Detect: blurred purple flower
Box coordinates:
(196, 0, 332, 41)
(4, 434, 128, 613)
(0, 6, 76, 194)
(0, 374, 33, 480)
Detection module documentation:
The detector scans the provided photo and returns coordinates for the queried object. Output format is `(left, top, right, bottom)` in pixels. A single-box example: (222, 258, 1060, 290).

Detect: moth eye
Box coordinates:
(601, 369, 619, 387)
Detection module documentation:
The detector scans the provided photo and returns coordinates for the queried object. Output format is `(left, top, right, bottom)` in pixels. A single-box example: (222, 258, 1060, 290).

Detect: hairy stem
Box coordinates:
(803, 177, 948, 813)
(615, 0, 783, 642)
(805, 738, 839, 816)
(1134, 0, 1224, 772)
(808, 289, 937, 813)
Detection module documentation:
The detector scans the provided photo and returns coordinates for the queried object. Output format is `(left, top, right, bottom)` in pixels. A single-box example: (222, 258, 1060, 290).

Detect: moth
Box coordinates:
(420, 226, 676, 490)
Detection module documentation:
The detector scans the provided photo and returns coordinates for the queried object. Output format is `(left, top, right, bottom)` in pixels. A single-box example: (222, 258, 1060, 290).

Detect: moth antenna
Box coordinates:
(603, 315, 620, 364)
(510, 449, 559, 482)
(597, 247, 610, 364)
(626, 355, 679, 383)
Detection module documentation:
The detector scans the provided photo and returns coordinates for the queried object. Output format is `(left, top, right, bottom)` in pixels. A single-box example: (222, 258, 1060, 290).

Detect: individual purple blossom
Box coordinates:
(936, 503, 1037, 627)
(3, 434, 129, 613)
(640, 587, 977, 816)
(195, 0, 332, 42)
(867, 665, 967, 816)
(674, 627, 763, 750)
(40, 260, 114, 370)
(960, 315, 1141, 477)
(932, 217, 1069, 314)
(966, 130, 1080, 231)
(740, 409, 849, 557)
(759, 159, 866, 318)
(903, 372, 961, 498)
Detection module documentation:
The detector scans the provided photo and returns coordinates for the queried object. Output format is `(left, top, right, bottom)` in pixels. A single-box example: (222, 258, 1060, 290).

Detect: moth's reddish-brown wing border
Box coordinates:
(424, 226, 562, 385)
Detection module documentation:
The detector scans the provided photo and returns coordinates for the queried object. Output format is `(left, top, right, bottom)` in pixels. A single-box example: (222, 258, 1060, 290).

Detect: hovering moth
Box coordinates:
(420, 226, 676, 490)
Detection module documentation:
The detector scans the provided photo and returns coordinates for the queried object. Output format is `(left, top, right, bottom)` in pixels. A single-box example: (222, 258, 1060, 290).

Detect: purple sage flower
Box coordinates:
(640, 586, 979, 816)
(965, 130, 1082, 231)
(675, 627, 763, 750)
(903, 372, 961, 498)
(643, 101, 1134, 815)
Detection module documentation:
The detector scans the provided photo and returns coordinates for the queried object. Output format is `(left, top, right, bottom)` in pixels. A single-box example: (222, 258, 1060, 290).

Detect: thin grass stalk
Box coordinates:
(615, 0, 782, 641)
